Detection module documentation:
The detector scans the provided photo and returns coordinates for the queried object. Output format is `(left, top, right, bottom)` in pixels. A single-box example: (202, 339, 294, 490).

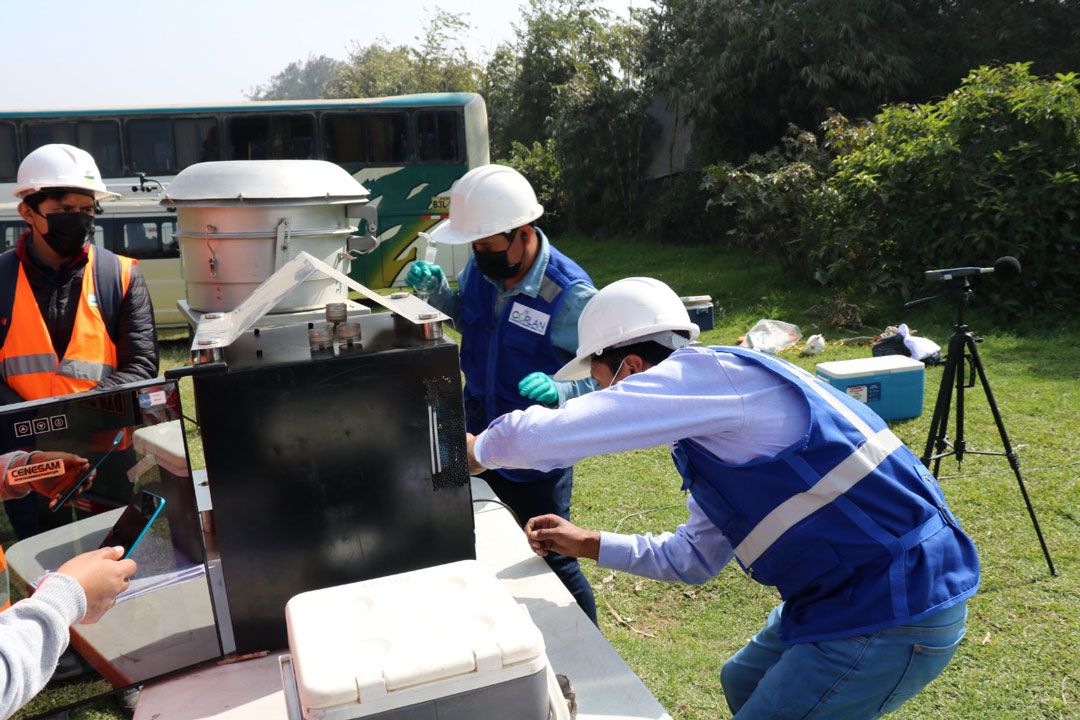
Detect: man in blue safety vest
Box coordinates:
(467, 277, 980, 719)
(405, 164, 599, 624)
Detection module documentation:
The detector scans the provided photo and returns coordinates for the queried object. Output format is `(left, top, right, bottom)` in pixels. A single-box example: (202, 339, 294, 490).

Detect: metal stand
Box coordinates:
(907, 278, 1056, 575)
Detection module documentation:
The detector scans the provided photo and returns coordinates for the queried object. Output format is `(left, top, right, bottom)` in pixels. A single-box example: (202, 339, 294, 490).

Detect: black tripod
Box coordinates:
(906, 277, 1056, 576)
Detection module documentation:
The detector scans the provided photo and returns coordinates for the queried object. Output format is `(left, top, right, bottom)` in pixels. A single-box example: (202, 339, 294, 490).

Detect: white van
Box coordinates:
(0, 197, 185, 327)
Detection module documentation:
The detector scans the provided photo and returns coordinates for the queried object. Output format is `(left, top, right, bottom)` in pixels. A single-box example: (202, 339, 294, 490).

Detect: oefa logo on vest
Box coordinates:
(508, 302, 550, 336)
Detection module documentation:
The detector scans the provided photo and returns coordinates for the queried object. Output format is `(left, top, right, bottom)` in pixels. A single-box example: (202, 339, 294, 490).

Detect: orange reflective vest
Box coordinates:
(1, 546, 10, 610)
(0, 245, 135, 402)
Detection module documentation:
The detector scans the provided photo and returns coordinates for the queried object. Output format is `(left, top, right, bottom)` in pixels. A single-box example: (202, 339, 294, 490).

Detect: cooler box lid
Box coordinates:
(679, 295, 712, 305)
(286, 559, 546, 717)
(816, 355, 924, 379)
(131, 419, 189, 477)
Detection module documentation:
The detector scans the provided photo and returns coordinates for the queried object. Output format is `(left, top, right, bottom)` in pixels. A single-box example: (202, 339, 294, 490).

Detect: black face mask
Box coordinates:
(35, 211, 93, 257)
(474, 234, 523, 281)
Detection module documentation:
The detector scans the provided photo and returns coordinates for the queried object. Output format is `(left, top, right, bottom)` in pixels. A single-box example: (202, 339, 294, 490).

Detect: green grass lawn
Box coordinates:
(9, 232, 1079, 719)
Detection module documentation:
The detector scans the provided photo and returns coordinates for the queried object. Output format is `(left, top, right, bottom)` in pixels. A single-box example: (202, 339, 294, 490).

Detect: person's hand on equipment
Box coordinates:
(466, 433, 485, 476)
(26, 452, 94, 506)
(525, 514, 600, 560)
(54, 546, 137, 624)
(404, 261, 444, 292)
(518, 372, 559, 405)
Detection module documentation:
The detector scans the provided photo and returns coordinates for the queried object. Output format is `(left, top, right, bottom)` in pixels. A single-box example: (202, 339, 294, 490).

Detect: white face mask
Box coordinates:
(604, 357, 628, 389)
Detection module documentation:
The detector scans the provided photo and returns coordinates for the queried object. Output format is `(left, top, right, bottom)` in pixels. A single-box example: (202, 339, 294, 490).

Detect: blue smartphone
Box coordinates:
(50, 429, 125, 512)
(99, 490, 166, 559)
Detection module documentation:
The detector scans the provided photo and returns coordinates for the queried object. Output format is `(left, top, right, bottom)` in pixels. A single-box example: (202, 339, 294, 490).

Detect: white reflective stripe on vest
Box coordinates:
(734, 428, 906, 568)
(57, 357, 113, 382)
(0, 564, 9, 608)
(1, 352, 58, 378)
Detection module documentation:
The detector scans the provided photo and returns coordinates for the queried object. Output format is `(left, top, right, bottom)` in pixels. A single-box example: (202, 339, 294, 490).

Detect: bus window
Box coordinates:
(128, 119, 175, 173)
(131, 117, 221, 174)
(0, 122, 17, 182)
(160, 218, 179, 256)
(1, 221, 24, 252)
(228, 115, 314, 160)
(416, 110, 461, 163)
(118, 218, 179, 259)
(323, 112, 408, 165)
(25, 121, 122, 177)
(176, 118, 219, 166)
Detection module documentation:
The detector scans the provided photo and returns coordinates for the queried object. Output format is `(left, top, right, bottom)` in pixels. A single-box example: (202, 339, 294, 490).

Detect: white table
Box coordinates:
(134, 477, 672, 720)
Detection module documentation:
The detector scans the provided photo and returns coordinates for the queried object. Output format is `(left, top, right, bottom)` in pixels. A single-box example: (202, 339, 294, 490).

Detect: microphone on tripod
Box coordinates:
(915, 251, 1056, 576)
(924, 256, 1021, 282)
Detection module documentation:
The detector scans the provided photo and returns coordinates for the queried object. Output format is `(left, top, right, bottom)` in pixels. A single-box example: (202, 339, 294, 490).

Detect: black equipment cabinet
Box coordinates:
(193, 313, 474, 654)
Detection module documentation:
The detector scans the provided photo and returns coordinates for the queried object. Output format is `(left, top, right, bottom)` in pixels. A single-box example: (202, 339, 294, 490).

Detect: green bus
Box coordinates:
(0, 93, 488, 325)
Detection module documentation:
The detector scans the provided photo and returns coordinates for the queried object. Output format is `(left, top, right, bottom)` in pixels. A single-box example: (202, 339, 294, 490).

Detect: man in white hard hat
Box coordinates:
(1, 144, 158, 540)
(405, 164, 599, 623)
(467, 277, 980, 719)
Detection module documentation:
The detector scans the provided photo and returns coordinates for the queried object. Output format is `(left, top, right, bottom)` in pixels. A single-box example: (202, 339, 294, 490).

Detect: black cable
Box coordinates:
(472, 496, 522, 527)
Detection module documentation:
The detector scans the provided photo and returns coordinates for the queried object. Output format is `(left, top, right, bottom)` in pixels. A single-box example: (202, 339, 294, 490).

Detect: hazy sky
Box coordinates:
(3, 0, 638, 111)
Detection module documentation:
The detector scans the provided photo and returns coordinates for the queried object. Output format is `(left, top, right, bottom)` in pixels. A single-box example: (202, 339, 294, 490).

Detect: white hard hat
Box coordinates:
(435, 164, 543, 245)
(13, 144, 119, 201)
(554, 277, 701, 381)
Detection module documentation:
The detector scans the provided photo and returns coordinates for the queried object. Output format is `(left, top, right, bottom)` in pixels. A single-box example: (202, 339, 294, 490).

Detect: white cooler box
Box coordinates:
(283, 560, 564, 720)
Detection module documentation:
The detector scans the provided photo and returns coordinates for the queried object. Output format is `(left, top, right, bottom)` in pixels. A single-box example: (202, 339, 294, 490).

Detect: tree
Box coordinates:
(411, 8, 483, 93)
(484, 0, 655, 231)
(247, 54, 344, 100)
(328, 9, 481, 99)
(547, 13, 654, 231)
(642, 0, 1080, 163)
(641, 0, 922, 161)
(328, 41, 420, 98)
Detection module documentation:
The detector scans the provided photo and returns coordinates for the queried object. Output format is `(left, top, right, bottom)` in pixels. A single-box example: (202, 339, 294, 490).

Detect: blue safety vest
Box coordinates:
(459, 238, 592, 483)
(671, 346, 980, 643)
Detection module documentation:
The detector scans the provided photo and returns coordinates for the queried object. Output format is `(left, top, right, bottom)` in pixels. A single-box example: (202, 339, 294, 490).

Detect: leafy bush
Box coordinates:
(813, 64, 1080, 313)
(640, 170, 721, 245)
(505, 139, 567, 235)
(701, 125, 831, 266)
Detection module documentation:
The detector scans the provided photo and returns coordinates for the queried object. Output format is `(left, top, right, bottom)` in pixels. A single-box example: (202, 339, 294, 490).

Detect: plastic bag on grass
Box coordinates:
(741, 319, 803, 354)
(872, 323, 942, 364)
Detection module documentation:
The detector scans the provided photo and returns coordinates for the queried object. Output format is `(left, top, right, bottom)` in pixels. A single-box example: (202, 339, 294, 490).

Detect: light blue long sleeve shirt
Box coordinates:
(473, 346, 811, 582)
(423, 229, 597, 405)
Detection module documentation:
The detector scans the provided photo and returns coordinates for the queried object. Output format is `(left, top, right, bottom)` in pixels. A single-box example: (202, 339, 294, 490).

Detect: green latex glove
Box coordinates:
(518, 372, 559, 405)
(404, 260, 444, 293)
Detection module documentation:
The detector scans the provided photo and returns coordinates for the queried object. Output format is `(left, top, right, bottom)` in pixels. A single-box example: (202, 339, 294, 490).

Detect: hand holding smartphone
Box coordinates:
(99, 490, 166, 559)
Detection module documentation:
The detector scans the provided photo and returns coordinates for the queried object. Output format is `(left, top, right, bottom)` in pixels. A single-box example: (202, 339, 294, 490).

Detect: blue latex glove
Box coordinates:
(404, 260, 445, 292)
(518, 372, 559, 405)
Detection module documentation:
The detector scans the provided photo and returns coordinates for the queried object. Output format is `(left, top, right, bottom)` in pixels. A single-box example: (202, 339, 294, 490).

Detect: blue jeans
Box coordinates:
(479, 468, 598, 625)
(721, 601, 967, 719)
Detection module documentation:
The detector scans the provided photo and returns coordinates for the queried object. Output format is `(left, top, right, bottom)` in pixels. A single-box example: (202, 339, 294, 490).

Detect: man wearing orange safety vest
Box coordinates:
(0, 144, 158, 540)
